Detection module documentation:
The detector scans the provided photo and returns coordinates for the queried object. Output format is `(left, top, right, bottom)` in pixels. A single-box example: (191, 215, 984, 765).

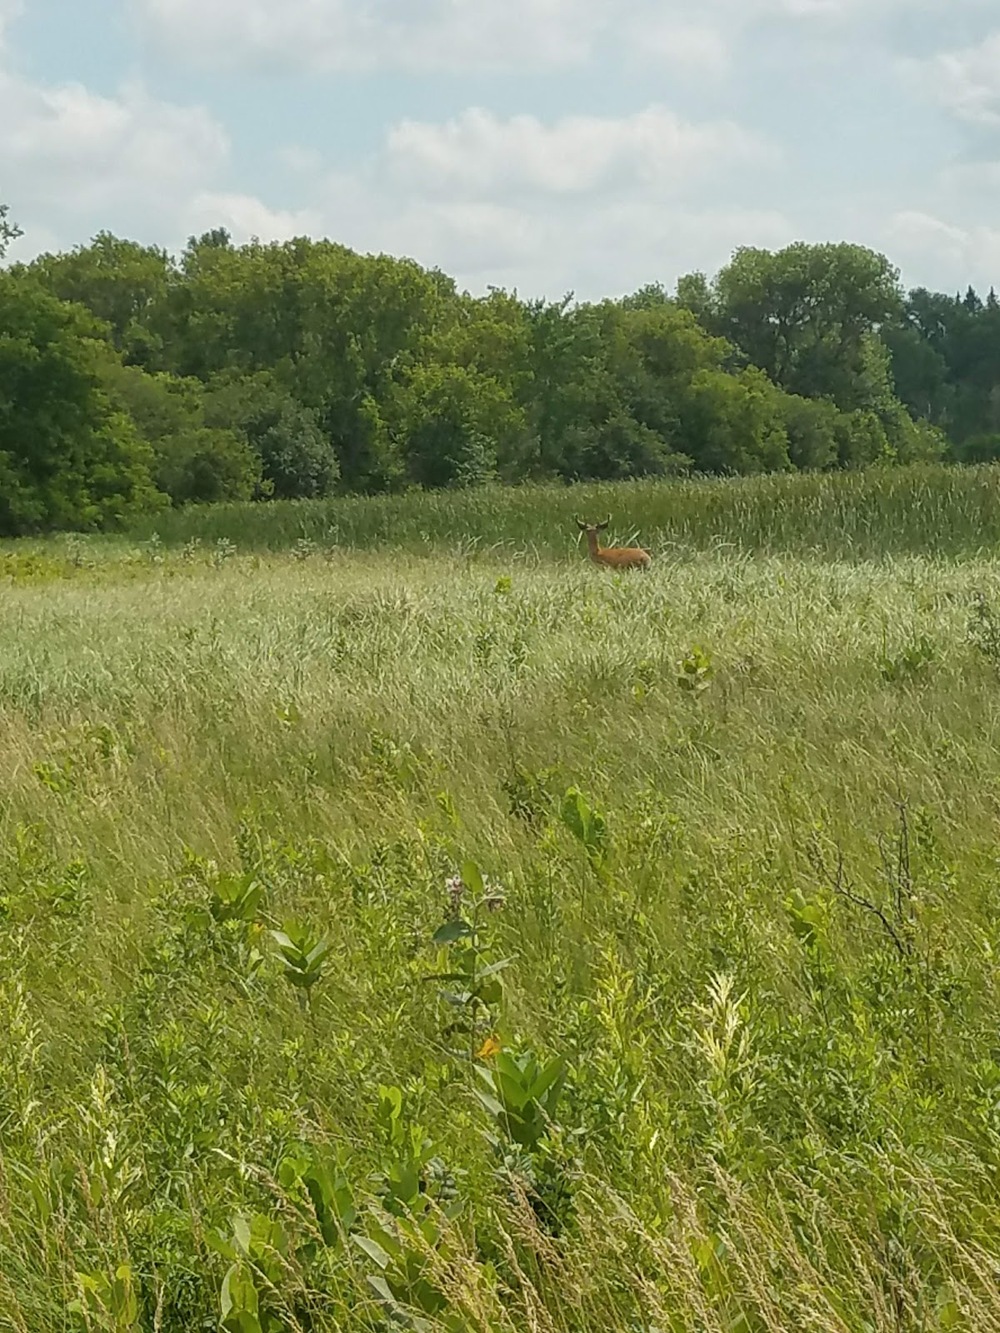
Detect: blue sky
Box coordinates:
(2, 0, 1000, 300)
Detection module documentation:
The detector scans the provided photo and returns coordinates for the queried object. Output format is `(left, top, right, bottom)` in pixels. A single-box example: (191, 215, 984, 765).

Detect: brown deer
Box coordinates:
(575, 517, 651, 570)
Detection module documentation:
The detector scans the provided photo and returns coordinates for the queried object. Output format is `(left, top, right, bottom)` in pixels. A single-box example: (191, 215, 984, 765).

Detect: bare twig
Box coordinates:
(821, 846, 909, 959)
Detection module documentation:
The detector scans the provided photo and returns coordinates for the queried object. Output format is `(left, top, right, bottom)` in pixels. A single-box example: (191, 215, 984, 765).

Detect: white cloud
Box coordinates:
(2, 0, 999, 308)
(319, 175, 793, 298)
(0, 0, 20, 47)
(362, 197, 545, 279)
(0, 71, 229, 247)
(0, 0, 22, 43)
(137, 0, 602, 73)
(5, 0, 998, 306)
(135, 0, 989, 76)
(888, 210, 972, 263)
(885, 209, 1000, 291)
(626, 21, 731, 75)
(906, 31, 1000, 125)
(182, 192, 322, 244)
(302, 108, 789, 297)
(0, 69, 786, 298)
(773, 0, 993, 15)
(383, 106, 776, 200)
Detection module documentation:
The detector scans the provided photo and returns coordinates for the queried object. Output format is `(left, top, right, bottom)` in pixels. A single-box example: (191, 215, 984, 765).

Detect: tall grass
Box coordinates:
(125, 461, 1000, 561)
(5, 509, 1000, 1328)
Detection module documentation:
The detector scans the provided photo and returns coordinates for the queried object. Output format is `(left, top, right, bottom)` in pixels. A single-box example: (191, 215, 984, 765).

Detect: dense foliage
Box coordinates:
(4, 203, 999, 533)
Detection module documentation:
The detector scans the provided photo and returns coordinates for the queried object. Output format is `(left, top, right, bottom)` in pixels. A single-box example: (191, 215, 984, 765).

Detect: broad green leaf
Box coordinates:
(432, 920, 473, 945)
(354, 1234, 392, 1269)
(232, 1215, 252, 1258)
(461, 859, 485, 898)
(530, 1055, 567, 1104)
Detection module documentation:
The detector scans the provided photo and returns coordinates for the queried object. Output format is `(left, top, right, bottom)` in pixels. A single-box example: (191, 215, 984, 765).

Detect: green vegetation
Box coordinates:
(126, 462, 1000, 561)
(14, 215, 1000, 538)
(5, 469, 1000, 1329)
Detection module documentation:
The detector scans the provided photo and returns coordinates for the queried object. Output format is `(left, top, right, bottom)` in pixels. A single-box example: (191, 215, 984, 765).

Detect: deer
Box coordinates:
(575, 516, 652, 570)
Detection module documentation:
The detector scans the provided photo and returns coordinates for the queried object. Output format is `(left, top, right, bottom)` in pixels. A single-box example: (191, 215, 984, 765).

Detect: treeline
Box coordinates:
(1, 199, 995, 535)
(884, 287, 1000, 460)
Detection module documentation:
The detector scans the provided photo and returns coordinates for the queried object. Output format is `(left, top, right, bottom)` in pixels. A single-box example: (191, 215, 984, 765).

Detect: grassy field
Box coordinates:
(7, 467, 1000, 1330)
(125, 462, 1000, 562)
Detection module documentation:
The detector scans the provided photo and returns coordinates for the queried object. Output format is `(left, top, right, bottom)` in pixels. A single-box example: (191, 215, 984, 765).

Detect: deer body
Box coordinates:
(576, 517, 651, 570)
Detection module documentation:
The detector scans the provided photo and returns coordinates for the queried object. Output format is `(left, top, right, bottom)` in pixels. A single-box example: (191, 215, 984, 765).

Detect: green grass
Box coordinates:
(7, 467, 1000, 1329)
(125, 461, 1000, 562)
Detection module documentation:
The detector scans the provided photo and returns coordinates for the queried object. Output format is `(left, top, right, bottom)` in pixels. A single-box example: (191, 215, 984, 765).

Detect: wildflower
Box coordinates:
(445, 874, 465, 909)
(476, 1034, 502, 1059)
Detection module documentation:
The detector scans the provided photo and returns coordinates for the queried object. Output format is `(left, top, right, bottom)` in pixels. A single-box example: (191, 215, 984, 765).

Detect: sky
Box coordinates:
(1, 0, 999, 301)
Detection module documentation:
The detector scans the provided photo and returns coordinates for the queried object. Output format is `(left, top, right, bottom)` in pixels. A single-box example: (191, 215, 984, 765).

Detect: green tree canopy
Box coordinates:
(701, 242, 903, 408)
(1, 213, 977, 528)
(0, 274, 164, 534)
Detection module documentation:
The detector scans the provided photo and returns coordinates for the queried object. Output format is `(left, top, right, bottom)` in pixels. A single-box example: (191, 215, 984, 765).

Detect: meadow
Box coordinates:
(7, 466, 1000, 1330)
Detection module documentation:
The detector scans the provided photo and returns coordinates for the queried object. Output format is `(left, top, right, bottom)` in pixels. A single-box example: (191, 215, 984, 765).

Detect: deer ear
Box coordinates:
(598, 516, 611, 531)
(575, 518, 588, 530)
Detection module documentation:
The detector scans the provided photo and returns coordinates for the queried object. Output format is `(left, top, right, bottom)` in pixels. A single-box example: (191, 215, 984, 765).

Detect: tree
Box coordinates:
(0, 275, 164, 534)
(620, 281, 672, 312)
(203, 371, 339, 499)
(516, 298, 725, 481)
(679, 366, 791, 474)
(425, 287, 537, 479)
(832, 409, 890, 467)
(391, 362, 527, 489)
(955, 433, 1000, 462)
(883, 285, 1000, 454)
(521, 295, 597, 478)
(100, 360, 261, 505)
(779, 394, 841, 471)
(153, 426, 261, 505)
(0, 210, 978, 522)
(22, 232, 173, 360)
(711, 242, 903, 409)
(601, 301, 730, 474)
(0, 203, 22, 259)
(674, 271, 717, 329)
(881, 322, 952, 426)
(149, 236, 449, 492)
